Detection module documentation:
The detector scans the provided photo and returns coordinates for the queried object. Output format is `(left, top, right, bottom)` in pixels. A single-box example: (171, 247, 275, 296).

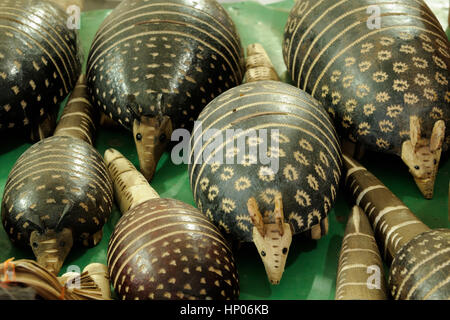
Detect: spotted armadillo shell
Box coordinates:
(283, 0, 450, 154)
(388, 229, 450, 300)
(188, 80, 342, 242)
(0, 0, 81, 132)
(1, 136, 114, 247)
(86, 0, 244, 131)
(107, 198, 239, 300)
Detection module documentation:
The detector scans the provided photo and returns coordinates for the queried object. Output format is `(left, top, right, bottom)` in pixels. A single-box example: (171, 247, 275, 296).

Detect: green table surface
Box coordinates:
(0, 1, 449, 300)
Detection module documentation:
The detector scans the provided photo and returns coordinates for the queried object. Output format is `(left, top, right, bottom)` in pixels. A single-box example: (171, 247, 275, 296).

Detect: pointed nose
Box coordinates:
(270, 279, 280, 285)
(414, 177, 435, 199)
(140, 160, 158, 182)
(264, 267, 283, 285)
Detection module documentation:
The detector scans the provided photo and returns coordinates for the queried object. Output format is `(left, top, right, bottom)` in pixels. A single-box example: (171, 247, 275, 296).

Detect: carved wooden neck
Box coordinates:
(343, 154, 430, 262)
(104, 148, 160, 214)
(54, 74, 98, 145)
(245, 43, 279, 83)
(336, 206, 387, 300)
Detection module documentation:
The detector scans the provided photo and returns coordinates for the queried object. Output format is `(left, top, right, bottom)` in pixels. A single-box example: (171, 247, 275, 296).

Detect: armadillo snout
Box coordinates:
(270, 279, 280, 285)
(30, 228, 74, 275)
(413, 176, 435, 200)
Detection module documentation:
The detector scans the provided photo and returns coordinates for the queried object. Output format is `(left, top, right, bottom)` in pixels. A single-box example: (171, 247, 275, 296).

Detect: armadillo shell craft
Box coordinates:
(283, 0, 450, 152)
(389, 228, 450, 300)
(1, 136, 114, 248)
(107, 198, 239, 300)
(86, 0, 244, 131)
(189, 80, 342, 242)
(0, 0, 81, 135)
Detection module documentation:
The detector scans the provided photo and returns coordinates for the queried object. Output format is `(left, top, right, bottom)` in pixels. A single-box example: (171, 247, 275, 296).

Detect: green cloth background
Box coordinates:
(0, 0, 449, 300)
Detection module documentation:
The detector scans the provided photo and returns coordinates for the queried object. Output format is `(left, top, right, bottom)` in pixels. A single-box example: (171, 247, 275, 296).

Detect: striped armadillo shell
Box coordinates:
(283, 0, 450, 154)
(389, 229, 450, 300)
(0, 0, 81, 132)
(1, 136, 114, 247)
(188, 80, 342, 242)
(107, 198, 239, 300)
(86, 0, 244, 131)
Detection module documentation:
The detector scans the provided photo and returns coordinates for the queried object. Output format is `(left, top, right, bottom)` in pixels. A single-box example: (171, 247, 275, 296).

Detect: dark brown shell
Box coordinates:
(0, 0, 81, 133)
(188, 81, 342, 242)
(1, 136, 113, 247)
(107, 198, 239, 300)
(86, 0, 244, 132)
(389, 229, 450, 300)
(283, 0, 450, 154)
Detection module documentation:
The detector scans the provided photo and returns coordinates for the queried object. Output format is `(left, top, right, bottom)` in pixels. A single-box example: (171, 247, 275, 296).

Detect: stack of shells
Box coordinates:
(0, 0, 448, 301)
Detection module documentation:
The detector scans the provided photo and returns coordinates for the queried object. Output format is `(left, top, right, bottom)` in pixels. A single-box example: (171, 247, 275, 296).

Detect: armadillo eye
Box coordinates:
(159, 133, 167, 142)
(60, 241, 66, 247)
(414, 165, 420, 170)
(261, 251, 266, 257)
(136, 133, 142, 141)
(32, 242, 38, 248)
(434, 159, 437, 165)
(282, 248, 288, 254)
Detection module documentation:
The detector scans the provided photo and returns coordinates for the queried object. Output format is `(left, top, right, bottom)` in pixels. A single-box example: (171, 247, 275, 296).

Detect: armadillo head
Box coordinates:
(401, 117, 445, 199)
(248, 195, 292, 285)
(133, 115, 173, 181)
(30, 228, 73, 275)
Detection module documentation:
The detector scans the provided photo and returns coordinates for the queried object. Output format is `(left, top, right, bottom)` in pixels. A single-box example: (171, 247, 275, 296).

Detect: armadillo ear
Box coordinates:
(430, 120, 446, 152)
(248, 197, 265, 236)
(410, 116, 421, 150)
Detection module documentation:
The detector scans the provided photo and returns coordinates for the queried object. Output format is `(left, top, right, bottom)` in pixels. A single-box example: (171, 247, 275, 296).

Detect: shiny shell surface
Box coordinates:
(389, 228, 450, 300)
(283, 0, 450, 154)
(86, 0, 244, 131)
(1, 136, 114, 247)
(0, 0, 81, 132)
(107, 198, 239, 300)
(188, 80, 342, 242)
